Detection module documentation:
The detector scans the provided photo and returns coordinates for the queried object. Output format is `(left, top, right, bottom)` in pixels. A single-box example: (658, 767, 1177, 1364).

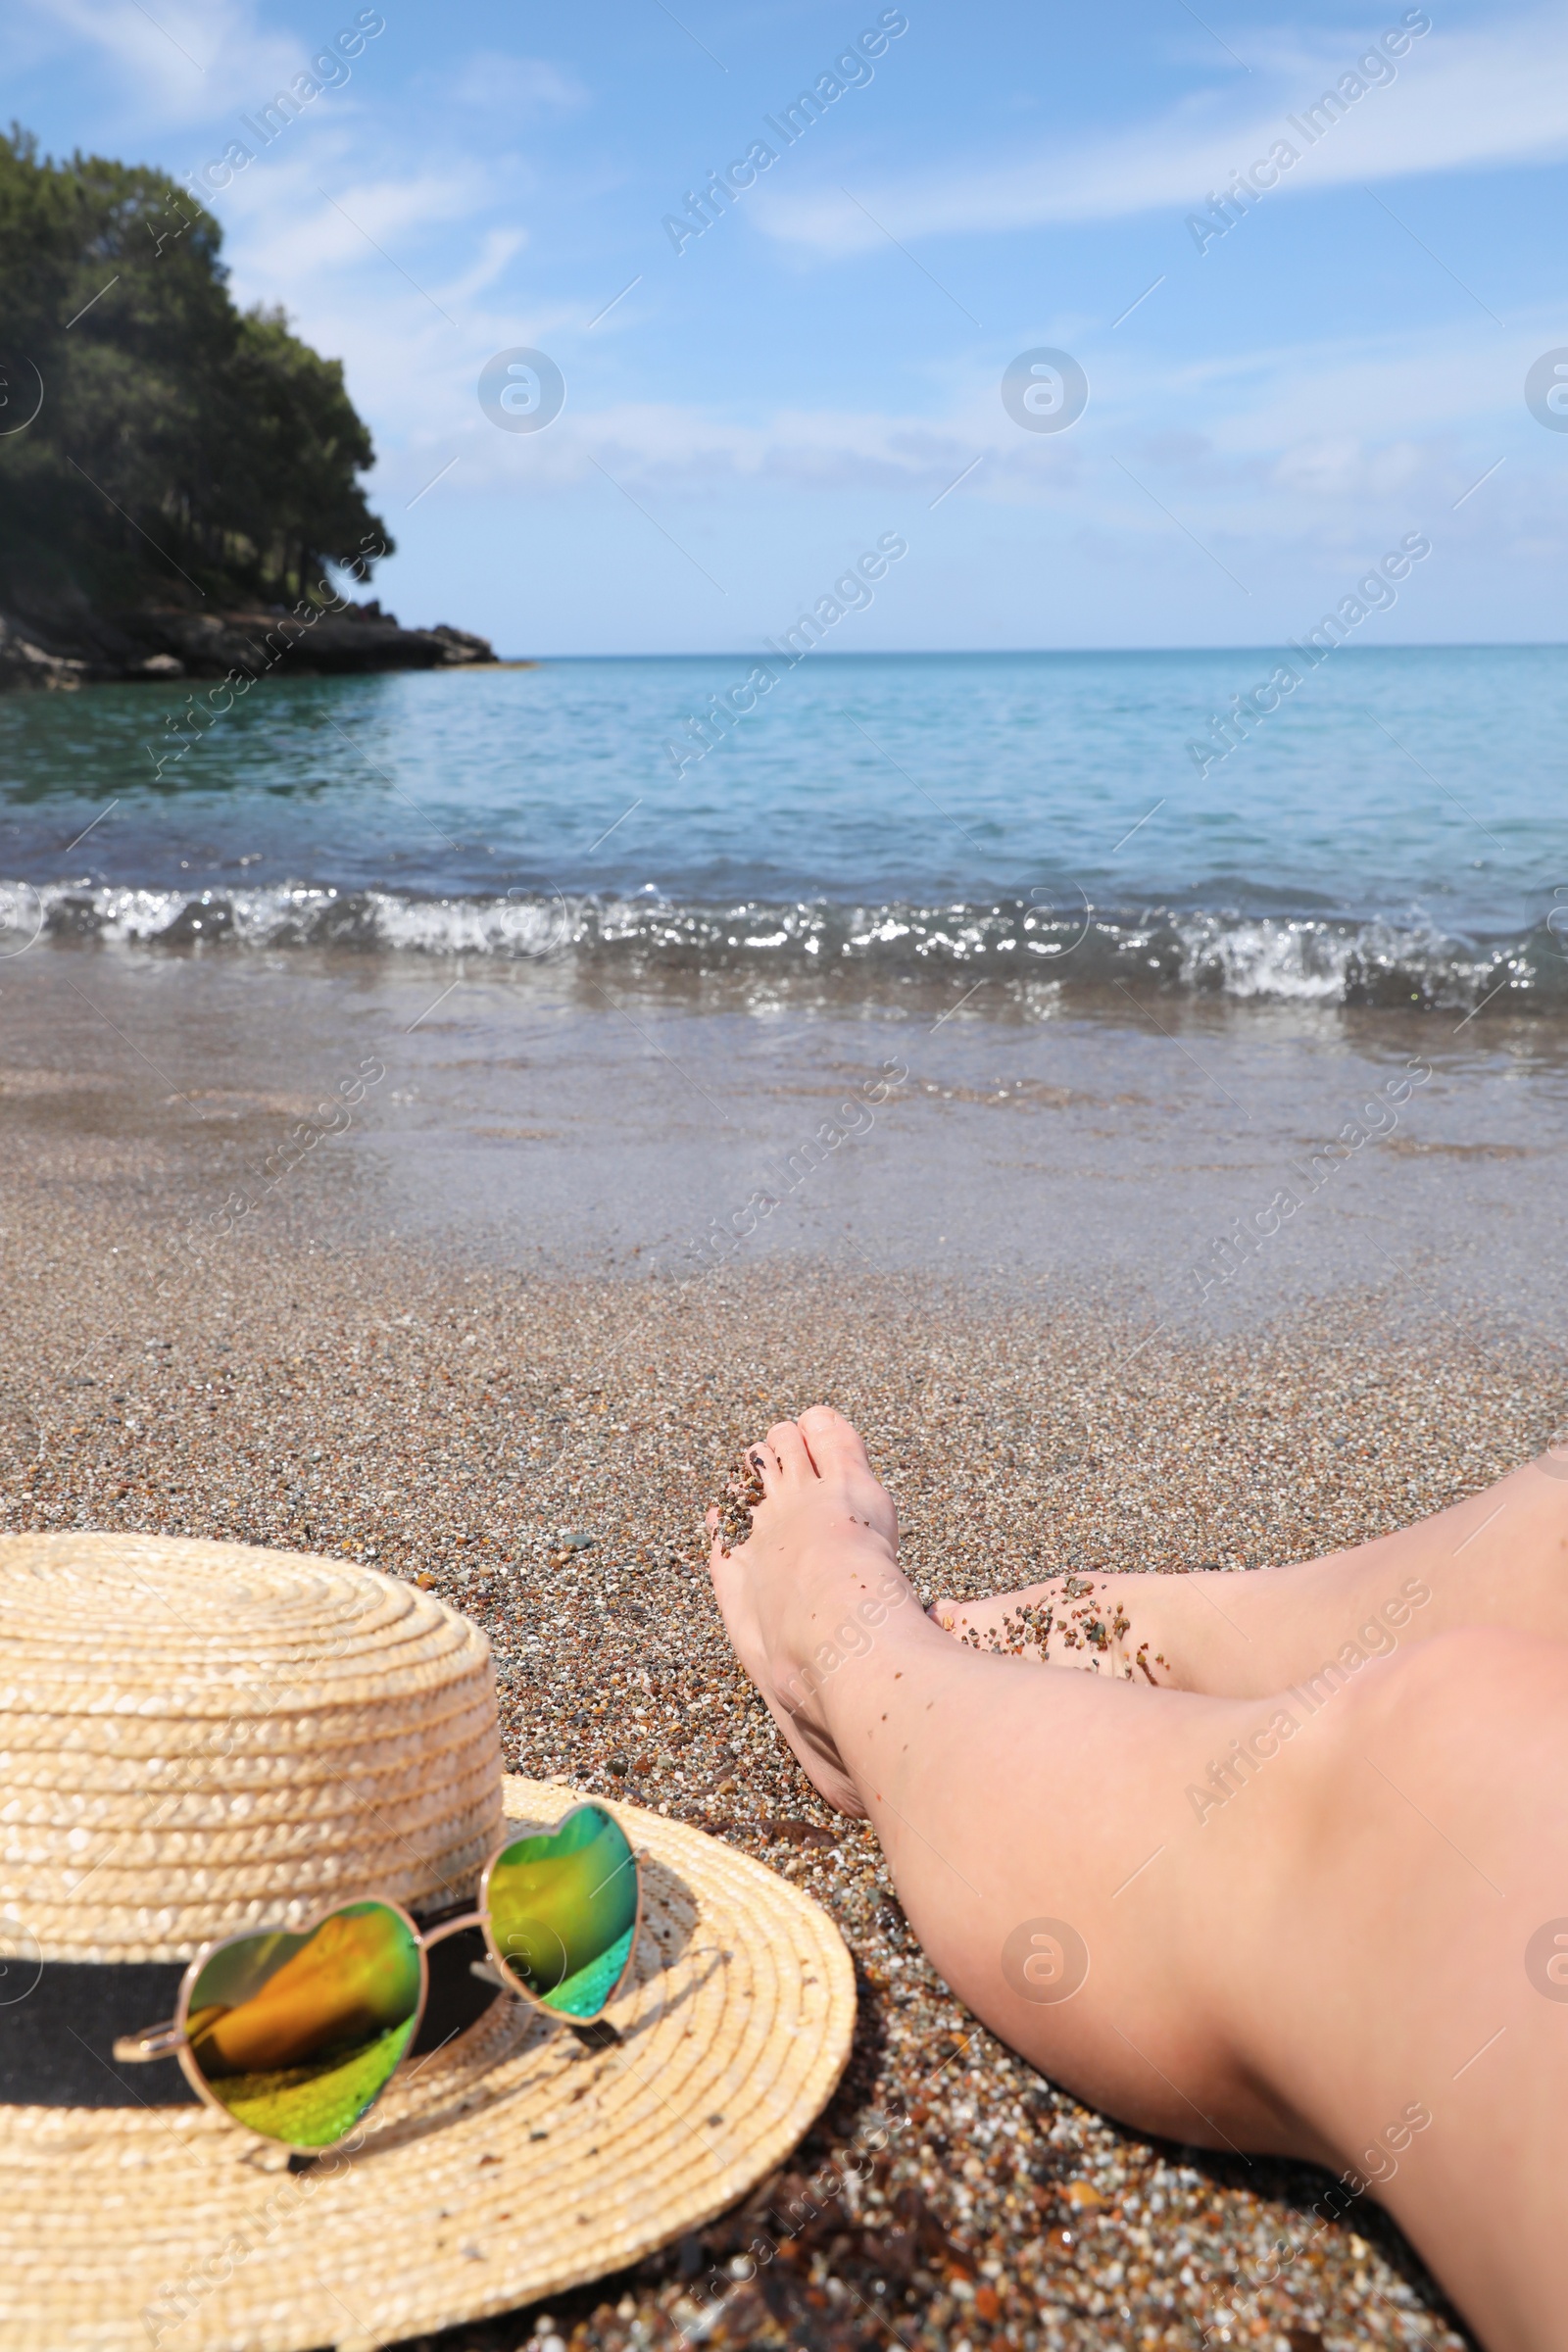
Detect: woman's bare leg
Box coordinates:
(932, 1450, 1568, 1696)
(709, 1407, 1568, 2352)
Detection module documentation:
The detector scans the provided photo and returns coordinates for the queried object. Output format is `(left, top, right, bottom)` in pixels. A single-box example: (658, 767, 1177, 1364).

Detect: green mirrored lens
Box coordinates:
(184, 1901, 421, 2148)
(486, 1804, 638, 2019)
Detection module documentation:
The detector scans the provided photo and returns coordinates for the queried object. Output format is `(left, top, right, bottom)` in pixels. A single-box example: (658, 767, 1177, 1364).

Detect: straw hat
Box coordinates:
(0, 1533, 856, 2352)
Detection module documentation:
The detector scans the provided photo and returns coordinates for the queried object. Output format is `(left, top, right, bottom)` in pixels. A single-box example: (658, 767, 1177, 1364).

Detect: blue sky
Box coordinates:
(9, 0, 1568, 654)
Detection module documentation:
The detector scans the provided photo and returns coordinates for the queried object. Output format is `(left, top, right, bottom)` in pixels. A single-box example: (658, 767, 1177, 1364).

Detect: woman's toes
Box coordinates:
(796, 1405, 898, 1544)
(796, 1404, 870, 1478)
(929, 1596, 996, 1649)
(740, 1441, 777, 1493)
(762, 1420, 815, 1483)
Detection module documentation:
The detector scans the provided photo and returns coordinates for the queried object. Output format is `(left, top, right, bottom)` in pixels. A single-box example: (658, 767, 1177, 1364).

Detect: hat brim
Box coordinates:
(3, 1779, 857, 2352)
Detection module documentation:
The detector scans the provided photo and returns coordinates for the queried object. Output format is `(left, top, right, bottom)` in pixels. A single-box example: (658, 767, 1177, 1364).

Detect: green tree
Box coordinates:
(0, 124, 390, 608)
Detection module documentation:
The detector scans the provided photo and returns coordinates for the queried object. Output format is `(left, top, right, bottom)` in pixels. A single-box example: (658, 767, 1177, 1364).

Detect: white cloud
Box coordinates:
(228, 161, 495, 282)
(341, 306, 1564, 602)
(751, 10, 1568, 251)
(444, 226, 529, 304)
(445, 53, 588, 115)
(20, 0, 307, 126)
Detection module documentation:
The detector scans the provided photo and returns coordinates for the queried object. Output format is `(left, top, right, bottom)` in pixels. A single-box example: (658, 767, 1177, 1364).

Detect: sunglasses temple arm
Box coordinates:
(113, 2021, 184, 2063)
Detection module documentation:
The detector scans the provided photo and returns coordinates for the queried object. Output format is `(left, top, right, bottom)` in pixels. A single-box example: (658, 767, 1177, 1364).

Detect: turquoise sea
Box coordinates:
(1, 644, 1564, 1011)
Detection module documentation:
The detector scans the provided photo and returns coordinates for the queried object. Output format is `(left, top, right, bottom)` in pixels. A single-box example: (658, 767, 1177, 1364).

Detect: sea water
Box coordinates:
(2, 645, 1565, 1013)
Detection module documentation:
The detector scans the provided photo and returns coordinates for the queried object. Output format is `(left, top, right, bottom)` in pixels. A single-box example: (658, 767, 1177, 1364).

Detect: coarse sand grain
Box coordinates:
(6, 1174, 1546, 2352)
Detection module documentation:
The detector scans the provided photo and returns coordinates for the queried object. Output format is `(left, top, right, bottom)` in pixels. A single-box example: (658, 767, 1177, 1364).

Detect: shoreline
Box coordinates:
(2, 937, 1565, 1337)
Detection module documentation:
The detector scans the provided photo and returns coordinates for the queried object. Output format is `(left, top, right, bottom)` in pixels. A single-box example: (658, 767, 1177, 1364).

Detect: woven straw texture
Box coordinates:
(2, 1779, 856, 2352)
(0, 1533, 505, 1959)
(0, 1536, 857, 2348)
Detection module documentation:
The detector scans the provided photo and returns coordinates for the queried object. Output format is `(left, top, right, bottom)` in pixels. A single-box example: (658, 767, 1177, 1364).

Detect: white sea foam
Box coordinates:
(30, 881, 585, 958)
(12, 881, 1560, 1011)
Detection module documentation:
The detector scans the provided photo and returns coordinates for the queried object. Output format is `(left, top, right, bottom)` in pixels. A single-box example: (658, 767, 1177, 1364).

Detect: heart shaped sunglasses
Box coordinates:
(115, 1802, 640, 2152)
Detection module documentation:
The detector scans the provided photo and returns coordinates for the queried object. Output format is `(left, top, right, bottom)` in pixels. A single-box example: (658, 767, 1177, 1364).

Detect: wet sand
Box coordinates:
(7, 935, 1568, 1337)
(8, 981, 1560, 2352)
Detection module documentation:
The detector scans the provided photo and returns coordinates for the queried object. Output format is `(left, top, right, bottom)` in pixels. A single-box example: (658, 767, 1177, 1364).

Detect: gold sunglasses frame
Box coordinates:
(114, 1800, 644, 2155)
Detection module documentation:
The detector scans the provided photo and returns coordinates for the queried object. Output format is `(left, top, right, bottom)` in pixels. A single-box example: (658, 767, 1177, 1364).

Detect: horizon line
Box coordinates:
(496, 638, 1568, 663)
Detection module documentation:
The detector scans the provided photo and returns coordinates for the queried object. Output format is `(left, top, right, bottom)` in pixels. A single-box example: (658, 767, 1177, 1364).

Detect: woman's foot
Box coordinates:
(706, 1405, 911, 1817)
(933, 1453, 1568, 1702)
(930, 1558, 1329, 1693)
(929, 1574, 1175, 1684)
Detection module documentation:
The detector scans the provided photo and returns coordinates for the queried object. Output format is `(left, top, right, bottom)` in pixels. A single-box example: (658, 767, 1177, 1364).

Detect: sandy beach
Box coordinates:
(9, 986, 1559, 2352)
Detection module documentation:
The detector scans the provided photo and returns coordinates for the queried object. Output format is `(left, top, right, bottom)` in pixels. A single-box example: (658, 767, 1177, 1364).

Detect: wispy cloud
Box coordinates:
(230, 159, 496, 280)
(444, 52, 588, 115)
(20, 0, 306, 124)
(752, 10, 1568, 251)
(348, 303, 1561, 589)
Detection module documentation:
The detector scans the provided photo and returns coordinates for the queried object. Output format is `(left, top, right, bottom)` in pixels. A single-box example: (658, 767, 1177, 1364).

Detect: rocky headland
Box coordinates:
(0, 593, 497, 691)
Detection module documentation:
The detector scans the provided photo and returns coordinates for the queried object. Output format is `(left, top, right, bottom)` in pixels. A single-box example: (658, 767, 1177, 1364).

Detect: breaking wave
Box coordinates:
(15, 880, 1568, 1014)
